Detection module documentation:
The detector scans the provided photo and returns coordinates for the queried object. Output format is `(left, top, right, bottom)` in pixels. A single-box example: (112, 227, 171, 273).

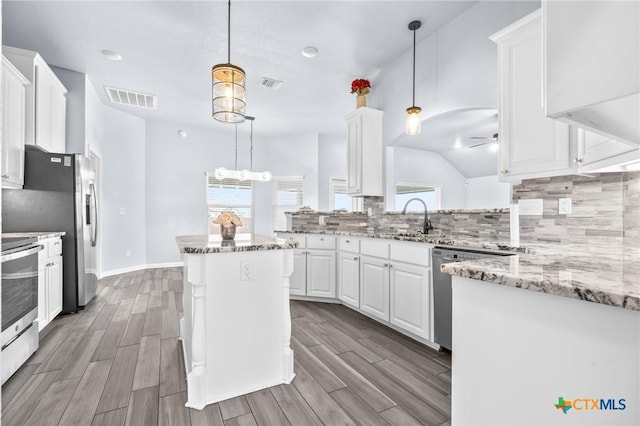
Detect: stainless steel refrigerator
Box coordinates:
(2, 146, 98, 313)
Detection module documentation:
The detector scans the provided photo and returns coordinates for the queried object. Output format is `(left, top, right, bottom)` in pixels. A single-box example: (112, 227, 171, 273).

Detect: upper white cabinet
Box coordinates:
(491, 9, 572, 181)
(3, 46, 67, 153)
(543, 0, 639, 146)
(492, 9, 638, 181)
(1, 55, 30, 188)
(344, 107, 383, 196)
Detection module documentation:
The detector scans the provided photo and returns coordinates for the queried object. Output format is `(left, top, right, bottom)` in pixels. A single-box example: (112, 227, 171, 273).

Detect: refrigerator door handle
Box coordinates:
(90, 182, 98, 247)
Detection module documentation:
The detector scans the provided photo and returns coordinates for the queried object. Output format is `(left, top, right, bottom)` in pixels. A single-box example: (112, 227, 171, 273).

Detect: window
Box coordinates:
(396, 182, 441, 212)
(273, 176, 304, 231)
(206, 174, 254, 235)
(329, 178, 362, 212)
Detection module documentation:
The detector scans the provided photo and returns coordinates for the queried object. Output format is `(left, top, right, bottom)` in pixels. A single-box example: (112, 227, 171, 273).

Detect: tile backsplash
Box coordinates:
(513, 172, 639, 248)
(287, 172, 639, 249)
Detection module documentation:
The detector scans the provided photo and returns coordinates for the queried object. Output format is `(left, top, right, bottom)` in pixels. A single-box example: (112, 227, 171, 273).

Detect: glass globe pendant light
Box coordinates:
(212, 0, 246, 123)
(406, 20, 422, 135)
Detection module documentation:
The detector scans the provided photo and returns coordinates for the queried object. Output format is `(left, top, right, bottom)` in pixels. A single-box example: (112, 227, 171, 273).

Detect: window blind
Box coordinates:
(272, 176, 304, 231)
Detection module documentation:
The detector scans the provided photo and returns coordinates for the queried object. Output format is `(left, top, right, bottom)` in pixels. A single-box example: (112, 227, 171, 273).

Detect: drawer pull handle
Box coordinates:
(54, 241, 60, 245)
(1, 174, 9, 179)
(345, 240, 350, 243)
(320, 238, 324, 241)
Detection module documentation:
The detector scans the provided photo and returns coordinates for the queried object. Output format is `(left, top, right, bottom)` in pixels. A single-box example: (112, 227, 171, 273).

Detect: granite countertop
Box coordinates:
(442, 244, 640, 311)
(3, 232, 67, 239)
(277, 230, 530, 254)
(176, 234, 298, 254)
(286, 208, 510, 215)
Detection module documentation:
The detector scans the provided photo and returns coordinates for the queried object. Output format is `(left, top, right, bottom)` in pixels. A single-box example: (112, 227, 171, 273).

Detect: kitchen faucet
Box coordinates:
(400, 198, 434, 234)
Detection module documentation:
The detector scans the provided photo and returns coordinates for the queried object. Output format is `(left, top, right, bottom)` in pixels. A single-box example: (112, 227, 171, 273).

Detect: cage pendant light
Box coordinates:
(212, 0, 246, 123)
(406, 20, 422, 135)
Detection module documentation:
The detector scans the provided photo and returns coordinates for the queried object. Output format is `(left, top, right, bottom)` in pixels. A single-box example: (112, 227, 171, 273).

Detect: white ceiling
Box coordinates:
(3, 0, 507, 177)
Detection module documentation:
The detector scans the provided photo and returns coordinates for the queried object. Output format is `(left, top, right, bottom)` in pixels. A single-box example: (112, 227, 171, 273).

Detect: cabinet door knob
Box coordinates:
(353, 257, 358, 261)
(383, 263, 389, 267)
(500, 169, 508, 175)
(345, 240, 350, 243)
(320, 238, 324, 241)
(574, 157, 583, 164)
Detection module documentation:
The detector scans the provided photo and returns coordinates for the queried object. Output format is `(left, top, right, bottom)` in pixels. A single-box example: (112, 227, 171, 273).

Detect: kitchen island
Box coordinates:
(442, 244, 640, 425)
(175, 234, 298, 410)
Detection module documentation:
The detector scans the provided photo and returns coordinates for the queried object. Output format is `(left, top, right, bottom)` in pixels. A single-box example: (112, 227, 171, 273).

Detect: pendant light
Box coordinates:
(212, 0, 246, 123)
(213, 117, 272, 182)
(406, 20, 422, 135)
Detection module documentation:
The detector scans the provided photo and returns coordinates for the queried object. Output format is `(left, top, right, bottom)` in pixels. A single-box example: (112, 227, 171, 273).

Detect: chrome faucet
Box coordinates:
(400, 198, 434, 234)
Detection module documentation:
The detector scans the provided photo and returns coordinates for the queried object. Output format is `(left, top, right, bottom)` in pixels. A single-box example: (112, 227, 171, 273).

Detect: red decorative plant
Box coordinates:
(350, 79, 371, 95)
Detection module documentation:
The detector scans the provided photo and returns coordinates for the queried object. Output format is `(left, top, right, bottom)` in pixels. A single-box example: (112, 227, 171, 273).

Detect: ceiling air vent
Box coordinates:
(259, 77, 283, 89)
(104, 86, 157, 109)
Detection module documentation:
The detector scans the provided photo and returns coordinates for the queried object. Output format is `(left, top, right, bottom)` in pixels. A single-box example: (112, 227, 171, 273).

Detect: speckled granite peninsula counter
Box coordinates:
(175, 234, 298, 410)
(443, 244, 640, 425)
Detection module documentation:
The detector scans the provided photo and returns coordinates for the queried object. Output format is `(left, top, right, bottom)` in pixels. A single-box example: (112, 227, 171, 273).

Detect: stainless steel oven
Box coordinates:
(1, 237, 43, 384)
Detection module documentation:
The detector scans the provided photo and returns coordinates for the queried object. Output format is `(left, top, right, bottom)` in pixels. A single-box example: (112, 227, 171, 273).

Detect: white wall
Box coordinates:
(318, 134, 347, 211)
(85, 79, 147, 273)
(465, 175, 511, 209)
(144, 120, 240, 265)
(391, 147, 467, 211)
(370, 0, 540, 145)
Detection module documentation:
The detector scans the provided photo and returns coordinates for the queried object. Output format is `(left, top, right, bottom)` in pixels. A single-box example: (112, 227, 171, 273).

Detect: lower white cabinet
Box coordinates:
(338, 252, 360, 308)
(390, 262, 431, 340)
(38, 237, 63, 331)
(286, 234, 336, 298)
(360, 255, 390, 322)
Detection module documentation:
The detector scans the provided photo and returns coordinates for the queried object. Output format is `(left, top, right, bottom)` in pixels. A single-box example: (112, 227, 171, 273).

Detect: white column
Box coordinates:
(281, 250, 295, 383)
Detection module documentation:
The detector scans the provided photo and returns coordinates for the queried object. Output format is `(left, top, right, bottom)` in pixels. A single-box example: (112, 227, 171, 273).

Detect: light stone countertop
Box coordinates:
(176, 234, 298, 254)
(441, 243, 640, 311)
(3, 232, 66, 239)
(277, 230, 530, 254)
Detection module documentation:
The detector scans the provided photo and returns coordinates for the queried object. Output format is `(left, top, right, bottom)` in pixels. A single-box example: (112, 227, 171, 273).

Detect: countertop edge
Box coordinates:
(3, 232, 67, 240)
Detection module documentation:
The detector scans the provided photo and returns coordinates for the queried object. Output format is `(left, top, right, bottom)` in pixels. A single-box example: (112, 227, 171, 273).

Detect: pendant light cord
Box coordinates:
(412, 26, 416, 107)
(234, 124, 238, 170)
(227, 0, 231, 63)
(250, 118, 254, 171)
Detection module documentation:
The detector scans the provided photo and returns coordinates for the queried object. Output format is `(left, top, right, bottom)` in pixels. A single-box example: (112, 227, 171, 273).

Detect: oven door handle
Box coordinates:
(1, 245, 44, 263)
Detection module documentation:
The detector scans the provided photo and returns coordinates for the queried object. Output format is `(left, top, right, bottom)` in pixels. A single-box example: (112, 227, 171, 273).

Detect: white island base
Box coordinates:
(179, 244, 295, 410)
(452, 276, 639, 426)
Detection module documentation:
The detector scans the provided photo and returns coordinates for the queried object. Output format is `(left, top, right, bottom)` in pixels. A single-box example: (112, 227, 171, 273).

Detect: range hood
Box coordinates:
(548, 93, 639, 147)
(543, 0, 639, 147)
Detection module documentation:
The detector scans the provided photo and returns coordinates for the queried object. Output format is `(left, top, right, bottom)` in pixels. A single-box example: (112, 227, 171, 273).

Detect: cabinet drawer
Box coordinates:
(338, 237, 360, 253)
(361, 239, 389, 258)
(390, 242, 431, 267)
(307, 235, 336, 250)
(48, 238, 62, 257)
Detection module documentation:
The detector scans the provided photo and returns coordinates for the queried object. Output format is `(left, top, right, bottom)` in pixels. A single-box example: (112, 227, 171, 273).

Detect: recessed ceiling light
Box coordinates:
(178, 130, 187, 138)
(454, 139, 462, 149)
(101, 49, 122, 61)
(301, 46, 318, 58)
(490, 142, 500, 152)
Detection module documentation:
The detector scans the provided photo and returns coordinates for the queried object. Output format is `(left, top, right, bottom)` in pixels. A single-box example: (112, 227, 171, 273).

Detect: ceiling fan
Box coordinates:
(468, 133, 499, 149)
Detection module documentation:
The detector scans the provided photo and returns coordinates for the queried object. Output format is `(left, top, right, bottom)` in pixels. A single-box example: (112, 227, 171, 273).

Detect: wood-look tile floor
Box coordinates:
(1, 268, 452, 426)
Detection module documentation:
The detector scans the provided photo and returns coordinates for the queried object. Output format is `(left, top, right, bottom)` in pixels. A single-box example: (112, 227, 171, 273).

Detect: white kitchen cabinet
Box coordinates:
(574, 129, 639, 172)
(344, 107, 383, 196)
(306, 250, 336, 298)
(389, 262, 431, 340)
(3, 46, 67, 153)
(360, 255, 390, 322)
(1, 56, 29, 189)
(284, 234, 337, 299)
(543, 0, 639, 146)
(338, 237, 361, 308)
(338, 252, 360, 308)
(37, 237, 63, 331)
(491, 9, 572, 182)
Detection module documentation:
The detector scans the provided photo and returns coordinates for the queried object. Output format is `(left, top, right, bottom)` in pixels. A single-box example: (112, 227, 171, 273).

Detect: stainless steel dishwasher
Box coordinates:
(432, 247, 513, 351)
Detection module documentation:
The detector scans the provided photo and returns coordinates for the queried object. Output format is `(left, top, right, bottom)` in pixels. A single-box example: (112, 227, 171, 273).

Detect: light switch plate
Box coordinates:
(518, 199, 543, 216)
(559, 198, 572, 215)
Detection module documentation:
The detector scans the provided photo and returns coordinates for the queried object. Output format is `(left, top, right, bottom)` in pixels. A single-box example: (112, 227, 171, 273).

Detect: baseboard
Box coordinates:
(99, 261, 184, 279)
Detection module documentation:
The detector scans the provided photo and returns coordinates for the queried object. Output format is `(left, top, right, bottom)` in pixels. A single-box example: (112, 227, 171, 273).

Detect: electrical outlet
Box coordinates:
(559, 198, 572, 215)
(120, 207, 127, 215)
(241, 261, 253, 281)
(518, 199, 543, 215)
(319, 216, 326, 225)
